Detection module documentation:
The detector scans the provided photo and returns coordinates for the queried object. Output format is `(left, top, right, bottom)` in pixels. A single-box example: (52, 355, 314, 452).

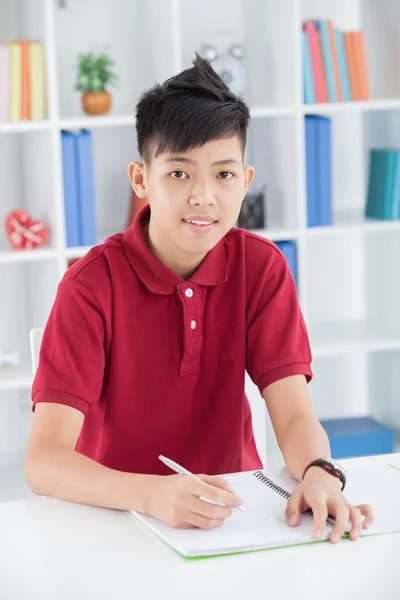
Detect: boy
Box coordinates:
(25, 55, 372, 543)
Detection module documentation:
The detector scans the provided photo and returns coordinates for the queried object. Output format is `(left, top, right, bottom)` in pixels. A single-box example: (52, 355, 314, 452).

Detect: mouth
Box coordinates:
(182, 217, 218, 233)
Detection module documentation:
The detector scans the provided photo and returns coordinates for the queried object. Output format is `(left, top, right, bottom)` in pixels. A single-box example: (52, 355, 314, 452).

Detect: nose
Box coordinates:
(189, 179, 216, 207)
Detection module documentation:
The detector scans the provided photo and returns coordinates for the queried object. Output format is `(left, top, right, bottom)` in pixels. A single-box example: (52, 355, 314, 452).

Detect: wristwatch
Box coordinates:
(302, 457, 347, 491)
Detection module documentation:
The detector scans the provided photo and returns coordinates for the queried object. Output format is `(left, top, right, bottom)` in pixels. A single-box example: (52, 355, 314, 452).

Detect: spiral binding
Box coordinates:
(253, 471, 335, 529)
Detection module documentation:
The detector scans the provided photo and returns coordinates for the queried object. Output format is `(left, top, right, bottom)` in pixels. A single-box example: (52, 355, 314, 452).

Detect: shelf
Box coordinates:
(302, 98, 400, 115)
(306, 210, 400, 237)
(64, 245, 92, 259)
(0, 248, 59, 264)
(58, 114, 135, 130)
(310, 320, 400, 358)
(0, 366, 33, 392)
(0, 121, 52, 134)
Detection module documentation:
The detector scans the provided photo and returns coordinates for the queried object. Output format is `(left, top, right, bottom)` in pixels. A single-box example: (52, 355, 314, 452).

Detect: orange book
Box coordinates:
(328, 21, 343, 101)
(18, 41, 30, 119)
(353, 31, 370, 100)
(315, 25, 329, 101)
(344, 32, 359, 100)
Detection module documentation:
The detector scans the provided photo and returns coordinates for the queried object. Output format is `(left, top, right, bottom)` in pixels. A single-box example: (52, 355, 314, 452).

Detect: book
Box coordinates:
(61, 131, 80, 247)
(302, 30, 315, 104)
(29, 41, 46, 120)
(0, 44, 10, 122)
(316, 116, 333, 226)
(303, 22, 328, 103)
(276, 241, 297, 288)
(8, 41, 22, 121)
(334, 30, 352, 102)
(19, 41, 30, 120)
(74, 130, 97, 246)
(129, 463, 400, 559)
(317, 20, 338, 102)
(305, 116, 318, 227)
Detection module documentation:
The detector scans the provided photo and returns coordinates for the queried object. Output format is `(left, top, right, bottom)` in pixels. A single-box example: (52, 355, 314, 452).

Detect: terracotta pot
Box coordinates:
(82, 91, 111, 115)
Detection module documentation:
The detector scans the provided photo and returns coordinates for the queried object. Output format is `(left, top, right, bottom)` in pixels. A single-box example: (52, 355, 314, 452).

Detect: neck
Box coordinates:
(143, 221, 206, 280)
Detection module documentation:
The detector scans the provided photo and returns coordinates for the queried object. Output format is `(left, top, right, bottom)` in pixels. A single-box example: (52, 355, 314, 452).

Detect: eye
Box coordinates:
(218, 171, 234, 180)
(170, 171, 188, 180)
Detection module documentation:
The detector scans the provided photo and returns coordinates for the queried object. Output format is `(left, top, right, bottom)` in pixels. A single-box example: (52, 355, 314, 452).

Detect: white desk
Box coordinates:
(1, 453, 399, 600)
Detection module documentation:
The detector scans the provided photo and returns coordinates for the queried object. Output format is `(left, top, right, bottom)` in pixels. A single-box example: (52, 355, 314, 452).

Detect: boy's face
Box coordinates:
(128, 136, 255, 276)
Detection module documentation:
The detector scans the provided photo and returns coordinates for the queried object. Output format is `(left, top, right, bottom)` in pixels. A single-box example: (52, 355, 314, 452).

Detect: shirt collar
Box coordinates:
(122, 205, 228, 295)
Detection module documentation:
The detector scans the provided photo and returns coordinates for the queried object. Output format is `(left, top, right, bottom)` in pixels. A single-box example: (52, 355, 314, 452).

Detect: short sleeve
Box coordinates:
(246, 256, 313, 394)
(32, 277, 106, 416)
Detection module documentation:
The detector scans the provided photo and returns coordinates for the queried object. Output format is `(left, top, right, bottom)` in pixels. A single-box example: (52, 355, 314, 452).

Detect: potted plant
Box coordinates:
(74, 50, 117, 115)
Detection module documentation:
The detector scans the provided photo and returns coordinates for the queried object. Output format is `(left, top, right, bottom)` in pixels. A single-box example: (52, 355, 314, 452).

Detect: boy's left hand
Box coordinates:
(285, 466, 374, 544)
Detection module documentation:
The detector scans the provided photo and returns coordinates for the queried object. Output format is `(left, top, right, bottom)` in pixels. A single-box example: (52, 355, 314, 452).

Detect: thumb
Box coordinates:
(285, 491, 301, 527)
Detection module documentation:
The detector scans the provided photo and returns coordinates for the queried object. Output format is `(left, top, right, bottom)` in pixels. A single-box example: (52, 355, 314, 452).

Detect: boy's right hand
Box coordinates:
(143, 474, 244, 529)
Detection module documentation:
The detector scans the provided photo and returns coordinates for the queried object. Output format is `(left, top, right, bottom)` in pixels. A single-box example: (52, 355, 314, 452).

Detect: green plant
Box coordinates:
(74, 50, 118, 93)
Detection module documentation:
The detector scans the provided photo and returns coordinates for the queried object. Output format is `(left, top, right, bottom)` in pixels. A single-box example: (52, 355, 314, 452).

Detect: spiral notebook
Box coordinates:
(129, 463, 400, 558)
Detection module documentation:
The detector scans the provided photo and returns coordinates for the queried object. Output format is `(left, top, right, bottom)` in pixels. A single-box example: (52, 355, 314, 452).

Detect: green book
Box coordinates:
(382, 150, 397, 219)
(129, 464, 400, 559)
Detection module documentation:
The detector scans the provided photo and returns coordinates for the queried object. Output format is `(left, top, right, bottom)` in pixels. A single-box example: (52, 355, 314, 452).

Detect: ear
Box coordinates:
(243, 165, 255, 194)
(127, 161, 148, 198)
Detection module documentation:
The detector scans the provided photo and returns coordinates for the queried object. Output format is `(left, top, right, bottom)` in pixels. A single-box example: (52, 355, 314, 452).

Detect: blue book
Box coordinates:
(74, 130, 97, 246)
(390, 151, 400, 219)
(382, 150, 396, 219)
(334, 30, 352, 101)
(315, 116, 333, 226)
(317, 20, 337, 102)
(303, 30, 315, 104)
(320, 416, 394, 459)
(305, 116, 318, 227)
(276, 241, 297, 287)
(61, 131, 80, 247)
(365, 149, 381, 219)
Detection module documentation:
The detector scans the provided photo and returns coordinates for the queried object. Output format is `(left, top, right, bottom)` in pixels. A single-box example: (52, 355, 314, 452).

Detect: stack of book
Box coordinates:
(0, 41, 46, 122)
(303, 20, 369, 103)
(365, 148, 400, 220)
(305, 115, 332, 227)
(61, 130, 97, 247)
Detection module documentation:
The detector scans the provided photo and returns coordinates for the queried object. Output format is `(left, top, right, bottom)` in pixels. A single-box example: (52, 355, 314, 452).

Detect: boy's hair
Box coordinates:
(135, 53, 250, 164)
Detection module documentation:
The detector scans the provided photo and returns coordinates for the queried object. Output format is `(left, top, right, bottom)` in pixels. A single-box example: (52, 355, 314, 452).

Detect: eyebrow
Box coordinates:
(164, 157, 241, 166)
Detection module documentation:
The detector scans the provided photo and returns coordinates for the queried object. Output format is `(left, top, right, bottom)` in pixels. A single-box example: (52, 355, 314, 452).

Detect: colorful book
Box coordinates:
(0, 45, 10, 122)
(317, 20, 338, 102)
(303, 30, 315, 104)
(29, 41, 46, 120)
(8, 42, 22, 121)
(353, 31, 370, 100)
(328, 21, 343, 101)
(19, 41, 30, 120)
(61, 131, 80, 247)
(129, 464, 400, 558)
(303, 22, 328, 102)
(382, 150, 396, 219)
(390, 151, 400, 219)
(305, 116, 318, 227)
(365, 149, 382, 219)
(334, 30, 352, 101)
(74, 130, 97, 246)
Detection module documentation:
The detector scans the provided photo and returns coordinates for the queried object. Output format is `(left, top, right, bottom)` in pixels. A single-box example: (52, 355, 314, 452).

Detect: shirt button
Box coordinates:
(185, 288, 194, 298)
(190, 320, 197, 329)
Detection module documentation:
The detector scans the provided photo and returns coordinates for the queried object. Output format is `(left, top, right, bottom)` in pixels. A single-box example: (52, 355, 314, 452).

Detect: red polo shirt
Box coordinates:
(32, 206, 312, 476)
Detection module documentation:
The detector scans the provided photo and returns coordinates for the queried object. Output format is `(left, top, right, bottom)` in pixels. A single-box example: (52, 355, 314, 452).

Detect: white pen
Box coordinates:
(158, 455, 246, 512)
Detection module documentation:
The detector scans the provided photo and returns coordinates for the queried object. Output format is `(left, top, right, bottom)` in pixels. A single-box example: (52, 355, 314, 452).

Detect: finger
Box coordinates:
(355, 503, 374, 528)
(308, 496, 329, 540)
(330, 505, 350, 544)
(193, 478, 243, 508)
(198, 474, 235, 493)
(187, 495, 233, 521)
(348, 506, 362, 541)
(285, 489, 302, 527)
(184, 509, 226, 530)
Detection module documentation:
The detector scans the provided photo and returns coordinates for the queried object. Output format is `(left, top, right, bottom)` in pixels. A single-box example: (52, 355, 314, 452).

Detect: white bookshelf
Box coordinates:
(1, 0, 400, 501)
